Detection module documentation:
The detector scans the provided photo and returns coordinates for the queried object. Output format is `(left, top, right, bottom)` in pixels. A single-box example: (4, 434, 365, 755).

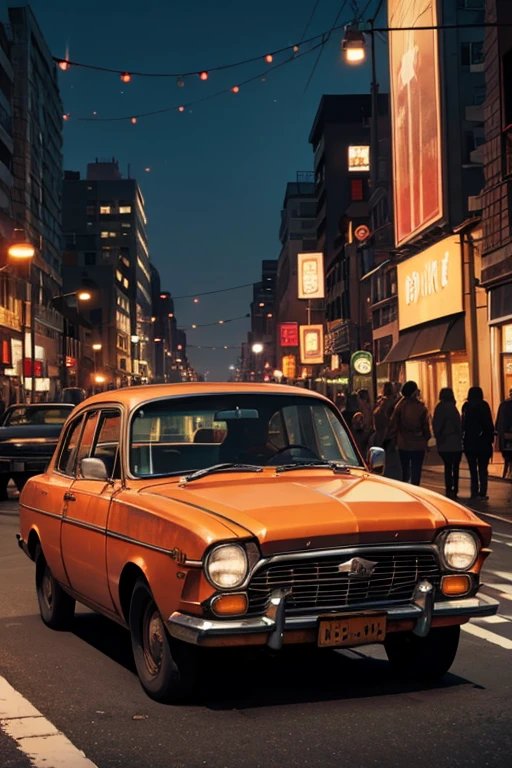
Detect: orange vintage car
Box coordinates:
(17, 383, 498, 702)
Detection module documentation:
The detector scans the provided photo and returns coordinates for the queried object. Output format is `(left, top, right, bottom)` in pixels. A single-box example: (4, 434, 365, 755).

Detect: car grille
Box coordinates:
(247, 550, 440, 614)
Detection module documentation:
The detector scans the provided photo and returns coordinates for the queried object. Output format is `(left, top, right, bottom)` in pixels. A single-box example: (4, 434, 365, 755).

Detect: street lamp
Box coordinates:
(342, 25, 366, 64)
(251, 343, 263, 354)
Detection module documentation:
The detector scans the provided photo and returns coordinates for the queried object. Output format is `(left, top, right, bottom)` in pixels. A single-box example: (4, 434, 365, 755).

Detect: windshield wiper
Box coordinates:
(180, 463, 263, 483)
(275, 461, 351, 475)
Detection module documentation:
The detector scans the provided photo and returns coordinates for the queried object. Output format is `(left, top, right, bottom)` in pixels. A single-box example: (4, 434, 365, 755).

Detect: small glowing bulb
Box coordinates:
(192, 324, 197, 329)
(218, 320, 224, 324)
(193, 298, 199, 303)
(131, 117, 137, 124)
(145, 167, 151, 172)
(120, 72, 131, 83)
(293, 45, 299, 53)
(199, 71, 209, 81)
(345, 48, 365, 63)
(63, 114, 69, 121)
(178, 105, 185, 112)
(58, 60, 70, 71)
(231, 85, 239, 93)
(265, 54, 273, 63)
(176, 76, 185, 87)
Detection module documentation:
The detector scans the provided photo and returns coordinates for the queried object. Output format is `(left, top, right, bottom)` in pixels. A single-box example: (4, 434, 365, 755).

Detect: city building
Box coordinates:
(480, 0, 512, 406)
(274, 173, 319, 382)
(381, 0, 490, 414)
(2, 6, 64, 401)
(150, 265, 181, 383)
(62, 160, 154, 390)
(242, 260, 277, 381)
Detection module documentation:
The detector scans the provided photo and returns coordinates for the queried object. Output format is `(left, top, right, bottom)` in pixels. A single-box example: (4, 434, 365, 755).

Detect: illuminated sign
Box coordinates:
(397, 236, 463, 330)
(351, 351, 373, 375)
(389, 0, 443, 246)
(348, 146, 370, 172)
(282, 355, 297, 379)
(354, 224, 370, 242)
(279, 322, 299, 347)
(299, 325, 324, 365)
(298, 253, 324, 300)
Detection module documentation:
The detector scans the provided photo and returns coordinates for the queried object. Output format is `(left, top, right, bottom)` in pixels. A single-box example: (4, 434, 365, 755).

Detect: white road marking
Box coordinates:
(477, 615, 510, 624)
(0, 676, 98, 768)
(492, 539, 512, 548)
(479, 511, 512, 525)
(493, 531, 512, 540)
(462, 623, 512, 650)
(490, 571, 512, 583)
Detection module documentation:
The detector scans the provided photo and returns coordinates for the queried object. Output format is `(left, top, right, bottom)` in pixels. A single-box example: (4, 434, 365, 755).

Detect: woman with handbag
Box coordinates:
(462, 387, 495, 500)
(496, 389, 512, 478)
(433, 388, 462, 498)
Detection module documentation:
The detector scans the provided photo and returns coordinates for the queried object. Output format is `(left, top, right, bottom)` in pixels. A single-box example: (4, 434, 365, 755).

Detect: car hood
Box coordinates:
(143, 470, 490, 555)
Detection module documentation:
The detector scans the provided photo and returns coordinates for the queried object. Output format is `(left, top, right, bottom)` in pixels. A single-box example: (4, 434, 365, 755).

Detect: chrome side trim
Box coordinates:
(19, 503, 61, 521)
(167, 593, 500, 646)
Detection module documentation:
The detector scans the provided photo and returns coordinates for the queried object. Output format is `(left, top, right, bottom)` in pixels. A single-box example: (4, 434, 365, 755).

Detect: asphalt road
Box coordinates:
(1, 488, 511, 768)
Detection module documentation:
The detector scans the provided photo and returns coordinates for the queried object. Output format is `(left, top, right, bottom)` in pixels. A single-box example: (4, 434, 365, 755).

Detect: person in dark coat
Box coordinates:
(387, 380, 431, 485)
(351, 411, 371, 458)
(462, 386, 495, 500)
(433, 387, 462, 497)
(343, 393, 360, 431)
(496, 389, 512, 478)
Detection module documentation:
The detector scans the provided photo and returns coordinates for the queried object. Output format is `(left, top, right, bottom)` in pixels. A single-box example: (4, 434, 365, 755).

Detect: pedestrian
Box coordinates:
(373, 382, 397, 447)
(351, 411, 371, 457)
(357, 389, 373, 433)
(387, 380, 431, 485)
(343, 393, 360, 430)
(496, 388, 512, 479)
(335, 391, 347, 414)
(433, 387, 462, 498)
(462, 386, 495, 500)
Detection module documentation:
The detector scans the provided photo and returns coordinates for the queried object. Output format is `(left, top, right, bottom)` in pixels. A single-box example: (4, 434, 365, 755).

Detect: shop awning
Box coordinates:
(382, 330, 419, 363)
(409, 315, 465, 358)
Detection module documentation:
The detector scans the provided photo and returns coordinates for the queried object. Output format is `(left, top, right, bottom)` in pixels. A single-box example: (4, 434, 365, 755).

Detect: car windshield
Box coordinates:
(130, 394, 361, 477)
(3, 406, 72, 426)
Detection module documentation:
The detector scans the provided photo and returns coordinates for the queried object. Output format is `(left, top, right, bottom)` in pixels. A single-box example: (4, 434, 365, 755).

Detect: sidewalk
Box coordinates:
(422, 449, 512, 520)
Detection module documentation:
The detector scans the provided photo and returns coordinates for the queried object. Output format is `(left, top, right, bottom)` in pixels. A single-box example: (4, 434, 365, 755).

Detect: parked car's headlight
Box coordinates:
(206, 544, 248, 589)
(442, 531, 478, 570)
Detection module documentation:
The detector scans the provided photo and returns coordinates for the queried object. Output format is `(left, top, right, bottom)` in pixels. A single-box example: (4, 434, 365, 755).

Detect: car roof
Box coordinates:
(7, 403, 73, 408)
(71, 382, 329, 415)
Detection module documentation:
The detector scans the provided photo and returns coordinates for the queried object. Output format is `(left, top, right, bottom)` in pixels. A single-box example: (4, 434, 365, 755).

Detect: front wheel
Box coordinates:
(385, 625, 460, 680)
(35, 545, 75, 629)
(129, 579, 197, 703)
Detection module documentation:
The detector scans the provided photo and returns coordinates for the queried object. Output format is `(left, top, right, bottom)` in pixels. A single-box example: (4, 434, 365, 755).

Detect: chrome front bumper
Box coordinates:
(167, 581, 499, 648)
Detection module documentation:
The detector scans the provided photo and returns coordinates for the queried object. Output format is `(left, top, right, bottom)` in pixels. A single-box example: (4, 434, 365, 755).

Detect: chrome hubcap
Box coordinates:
(42, 568, 53, 609)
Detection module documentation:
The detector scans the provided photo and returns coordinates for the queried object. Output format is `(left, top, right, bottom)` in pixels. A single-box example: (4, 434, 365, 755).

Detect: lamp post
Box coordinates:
(251, 343, 264, 382)
(5, 235, 36, 402)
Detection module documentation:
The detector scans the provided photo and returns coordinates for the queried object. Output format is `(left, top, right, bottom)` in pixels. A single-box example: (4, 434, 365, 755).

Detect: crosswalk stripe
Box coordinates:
(0, 676, 98, 767)
(462, 623, 512, 650)
(477, 615, 510, 624)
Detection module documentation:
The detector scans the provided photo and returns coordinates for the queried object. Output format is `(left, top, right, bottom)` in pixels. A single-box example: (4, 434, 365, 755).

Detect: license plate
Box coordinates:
(11, 462, 25, 472)
(318, 614, 387, 648)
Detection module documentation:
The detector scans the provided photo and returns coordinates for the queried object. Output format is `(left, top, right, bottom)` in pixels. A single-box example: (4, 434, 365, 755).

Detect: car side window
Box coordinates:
(76, 411, 100, 472)
(57, 416, 84, 476)
(91, 410, 121, 479)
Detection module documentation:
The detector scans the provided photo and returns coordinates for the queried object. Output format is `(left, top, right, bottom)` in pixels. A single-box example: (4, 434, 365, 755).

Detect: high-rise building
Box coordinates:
(480, 0, 512, 406)
(62, 160, 154, 389)
(150, 265, 182, 383)
(2, 6, 64, 401)
(241, 260, 277, 381)
(274, 173, 318, 381)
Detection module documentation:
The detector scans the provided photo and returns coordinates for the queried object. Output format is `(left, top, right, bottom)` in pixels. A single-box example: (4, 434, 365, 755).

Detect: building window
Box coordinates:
(119, 206, 131, 214)
(84, 252, 96, 266)
(86, 205, 95, 215)
(121, 222, 131, 228)
(120, 358, 127, 370)
(116, 269, 123, 282)
(123, 277, 129, 289)
(100, 206, 111, 214)
(461, 41, 484, 67)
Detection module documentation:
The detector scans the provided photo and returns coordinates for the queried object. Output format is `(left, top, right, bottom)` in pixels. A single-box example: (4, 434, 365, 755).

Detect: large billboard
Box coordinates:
(397, 236, 462, 331)
(389, 0, 443, 247)
(297, 253, 325, 299)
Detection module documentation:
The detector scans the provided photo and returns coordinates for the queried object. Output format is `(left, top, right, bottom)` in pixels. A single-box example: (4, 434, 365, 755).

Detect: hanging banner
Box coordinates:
(279, 322, 299, 347)
(282, 354, 297, 379)
(351, 350, 373, 375)
(299, 325, 324, 364)
(298, 253, 325, 299)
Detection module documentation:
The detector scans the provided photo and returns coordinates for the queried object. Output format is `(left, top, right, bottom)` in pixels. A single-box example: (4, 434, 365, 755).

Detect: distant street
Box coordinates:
(1, 479, 512, 768)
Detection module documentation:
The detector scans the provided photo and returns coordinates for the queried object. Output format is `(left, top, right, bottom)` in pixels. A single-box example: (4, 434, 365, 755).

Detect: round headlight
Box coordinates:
(206, 544, 248, 589)
(443, 531, 478, 571)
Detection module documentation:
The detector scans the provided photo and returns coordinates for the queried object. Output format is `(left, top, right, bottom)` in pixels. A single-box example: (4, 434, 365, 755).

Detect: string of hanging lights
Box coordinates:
(61, 41, 325, 123)
(179, 313, 250, 331)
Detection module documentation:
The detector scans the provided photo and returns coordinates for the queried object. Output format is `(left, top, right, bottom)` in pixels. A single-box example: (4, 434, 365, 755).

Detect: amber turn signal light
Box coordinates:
(441, 574, 471, 596)
(211, 593, 248, 616)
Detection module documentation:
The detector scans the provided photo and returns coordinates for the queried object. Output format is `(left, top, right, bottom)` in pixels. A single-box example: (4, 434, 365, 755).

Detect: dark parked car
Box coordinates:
(0, 404, 74, 498)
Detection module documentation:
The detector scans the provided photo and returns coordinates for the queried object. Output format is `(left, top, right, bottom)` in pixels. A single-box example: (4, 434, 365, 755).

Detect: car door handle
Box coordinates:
(63, 492, 76, 502)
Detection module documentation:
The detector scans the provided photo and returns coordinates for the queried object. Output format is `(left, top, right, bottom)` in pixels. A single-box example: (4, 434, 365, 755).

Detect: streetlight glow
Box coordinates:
(92, 343, 102, 351)
(252, 343, 264, 354)
(131, 335, 140, 343)
(8, 243, 35, 259)
(94, 374, 105, 384)
(77, 291, 91, 301)
(342, 26, 366, 64)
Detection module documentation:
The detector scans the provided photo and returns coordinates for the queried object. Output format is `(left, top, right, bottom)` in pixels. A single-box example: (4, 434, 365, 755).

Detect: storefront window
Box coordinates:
(502, 324, 512, 352)
(451, 360, 470, 408)
(503, 356, 512, 396)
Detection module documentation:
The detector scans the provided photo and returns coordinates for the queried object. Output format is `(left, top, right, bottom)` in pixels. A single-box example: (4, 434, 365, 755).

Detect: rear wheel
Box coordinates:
(129, 579, 197, 703)
(35, 545, 75, 629)
(385, 625, 460, 680)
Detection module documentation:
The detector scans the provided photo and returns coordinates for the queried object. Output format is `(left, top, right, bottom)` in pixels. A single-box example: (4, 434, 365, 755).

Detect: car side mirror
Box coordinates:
(80, 457, 110, 482)
(367, 446, 385, 475)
